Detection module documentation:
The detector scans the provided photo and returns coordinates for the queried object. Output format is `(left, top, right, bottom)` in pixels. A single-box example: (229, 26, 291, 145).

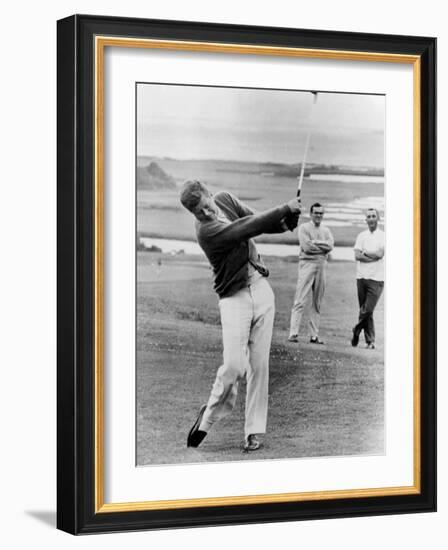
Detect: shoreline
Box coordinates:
(140, 236, 355, 261)
(137, 231, 358, 248)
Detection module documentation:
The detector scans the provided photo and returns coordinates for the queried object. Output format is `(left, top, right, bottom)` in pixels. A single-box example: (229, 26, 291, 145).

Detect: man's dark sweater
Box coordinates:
(196, 191, 294, 298)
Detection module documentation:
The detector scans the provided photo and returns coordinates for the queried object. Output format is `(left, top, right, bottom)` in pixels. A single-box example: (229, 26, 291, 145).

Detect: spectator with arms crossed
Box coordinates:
(351, 208, 385, 349)
(288, 202, 334, 345)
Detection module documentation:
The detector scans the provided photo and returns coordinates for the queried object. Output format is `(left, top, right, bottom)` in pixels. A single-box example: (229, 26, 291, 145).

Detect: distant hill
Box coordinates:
(137, 161, 177, 190)
(137, 156, 384, 179)
(217, 162, 383, 178)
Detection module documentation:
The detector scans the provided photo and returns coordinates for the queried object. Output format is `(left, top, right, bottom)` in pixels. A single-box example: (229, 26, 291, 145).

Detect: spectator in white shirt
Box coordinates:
(351, 208, 384, 349)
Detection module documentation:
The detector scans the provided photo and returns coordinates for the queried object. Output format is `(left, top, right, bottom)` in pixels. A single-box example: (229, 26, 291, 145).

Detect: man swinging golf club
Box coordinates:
(180, 181, 302, 451)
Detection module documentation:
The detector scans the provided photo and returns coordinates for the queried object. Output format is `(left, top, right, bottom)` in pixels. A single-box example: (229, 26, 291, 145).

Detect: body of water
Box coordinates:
(308, 174, 384, 184)
(141, 237, 354, 261)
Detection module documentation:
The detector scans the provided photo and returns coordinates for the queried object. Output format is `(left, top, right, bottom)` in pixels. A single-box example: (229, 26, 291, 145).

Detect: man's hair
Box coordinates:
(180, 180, 209, 212)
(366, 208, 380, 220)
(310, 202, 323, 214)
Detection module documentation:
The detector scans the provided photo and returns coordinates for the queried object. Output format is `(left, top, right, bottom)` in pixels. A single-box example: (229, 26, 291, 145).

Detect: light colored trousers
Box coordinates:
(200, 277, 275, 437)
(289, 259, 327, 339)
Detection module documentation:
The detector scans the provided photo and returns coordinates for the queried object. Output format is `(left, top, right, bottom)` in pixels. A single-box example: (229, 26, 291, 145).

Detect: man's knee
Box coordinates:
(360, 309, 373, 320)
(210, 375, 237, 400)
(220, 357, 246, 383)
(312, 294, 322, 313)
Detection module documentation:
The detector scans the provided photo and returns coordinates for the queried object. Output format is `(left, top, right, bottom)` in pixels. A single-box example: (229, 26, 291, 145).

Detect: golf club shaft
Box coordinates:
(297, 92, 318, 197)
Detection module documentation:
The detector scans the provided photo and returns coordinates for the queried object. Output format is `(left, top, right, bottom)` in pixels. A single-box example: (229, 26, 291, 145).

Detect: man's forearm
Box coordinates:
(355, 249, 376, 262)
(266, 212, 299, 234)
(365, 250, 384, 260)
(301, 243, 323, 254)
(314, 242, 333, 252)
(363, 252, 376, 260)
(358, 254, 376, 263)
(212, 203, 292, 245)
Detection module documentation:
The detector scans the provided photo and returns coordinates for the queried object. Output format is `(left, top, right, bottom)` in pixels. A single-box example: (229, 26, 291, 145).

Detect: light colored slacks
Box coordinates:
(200, 277, 275, 437)
(289, 259, 327, 339)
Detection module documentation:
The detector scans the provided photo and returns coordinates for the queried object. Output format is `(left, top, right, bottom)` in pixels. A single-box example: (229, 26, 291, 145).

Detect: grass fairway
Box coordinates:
(137, 251, 384, 465)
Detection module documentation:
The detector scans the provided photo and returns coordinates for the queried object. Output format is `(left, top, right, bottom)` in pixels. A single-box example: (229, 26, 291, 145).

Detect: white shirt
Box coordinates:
(354, 228, 385, 281)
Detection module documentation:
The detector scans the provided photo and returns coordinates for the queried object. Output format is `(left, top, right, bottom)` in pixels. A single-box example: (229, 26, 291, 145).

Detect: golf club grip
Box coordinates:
(285, 187, 301, 231)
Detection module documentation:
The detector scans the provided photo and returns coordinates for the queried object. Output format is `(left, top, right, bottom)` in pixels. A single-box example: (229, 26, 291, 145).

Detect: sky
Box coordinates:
(137, 84, 385, 168)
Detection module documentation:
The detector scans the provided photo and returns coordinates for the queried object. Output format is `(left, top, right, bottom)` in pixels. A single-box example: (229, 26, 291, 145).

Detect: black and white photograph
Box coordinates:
(136, 83, 385, 466)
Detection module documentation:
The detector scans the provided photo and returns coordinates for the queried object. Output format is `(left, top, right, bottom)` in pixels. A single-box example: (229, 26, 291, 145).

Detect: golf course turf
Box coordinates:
(136, 251, 384, 466)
